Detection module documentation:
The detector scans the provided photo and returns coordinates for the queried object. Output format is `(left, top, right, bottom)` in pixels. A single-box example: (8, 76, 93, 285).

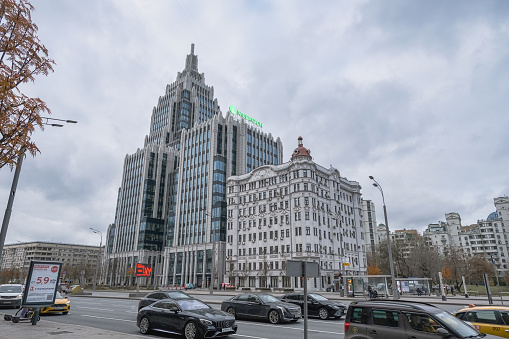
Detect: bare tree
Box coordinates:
(442, 246, 468, 290)
(407, 237, 443, 279)
(465, 256, 495, 284)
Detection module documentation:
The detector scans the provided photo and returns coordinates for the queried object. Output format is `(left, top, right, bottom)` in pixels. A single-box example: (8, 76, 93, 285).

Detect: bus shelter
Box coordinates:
(341, 275, 392, 297)
(396, 278, 432, 296)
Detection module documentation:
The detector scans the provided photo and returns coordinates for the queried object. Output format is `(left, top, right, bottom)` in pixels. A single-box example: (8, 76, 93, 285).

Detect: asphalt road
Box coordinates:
(0, 295, 469, 339)
(1, 296, 345, 339)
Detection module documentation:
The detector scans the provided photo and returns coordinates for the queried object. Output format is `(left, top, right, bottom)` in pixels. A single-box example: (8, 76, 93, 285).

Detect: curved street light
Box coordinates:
(369, 176, 400, 300)
(0, 117, 77, 268)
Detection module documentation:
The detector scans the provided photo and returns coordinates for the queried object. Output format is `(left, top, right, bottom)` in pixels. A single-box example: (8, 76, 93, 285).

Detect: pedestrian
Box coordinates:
(367, 285, 373, 298)
(445, 285, 449, 296)
(451, 286, 454, 296)
(416, 287, 422, 296)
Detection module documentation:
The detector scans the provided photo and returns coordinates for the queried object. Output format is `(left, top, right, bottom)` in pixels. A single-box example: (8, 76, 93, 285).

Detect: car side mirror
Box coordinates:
(170, 307, 179, 314)
(435, 328, 450, 337)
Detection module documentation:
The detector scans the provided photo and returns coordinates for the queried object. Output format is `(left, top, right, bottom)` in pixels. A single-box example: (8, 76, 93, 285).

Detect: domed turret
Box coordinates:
(291, 136, 312, 161)
(487, 211, 498, 221)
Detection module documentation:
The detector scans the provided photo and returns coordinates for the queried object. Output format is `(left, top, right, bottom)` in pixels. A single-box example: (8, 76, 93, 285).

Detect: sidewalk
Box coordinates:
(0, 318, 144, 339)
(72, 287, 507, 306)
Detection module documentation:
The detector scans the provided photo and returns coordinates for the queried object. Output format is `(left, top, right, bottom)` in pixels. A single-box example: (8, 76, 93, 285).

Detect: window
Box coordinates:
(350, 307, 368, 324)
(406, 313, 442, 333)
(372, 309, 399, 327)
(464, 310, 498, 324)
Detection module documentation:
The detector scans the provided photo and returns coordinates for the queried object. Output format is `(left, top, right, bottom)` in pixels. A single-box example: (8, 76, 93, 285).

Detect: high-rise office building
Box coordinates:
(105, 45, 283, 288)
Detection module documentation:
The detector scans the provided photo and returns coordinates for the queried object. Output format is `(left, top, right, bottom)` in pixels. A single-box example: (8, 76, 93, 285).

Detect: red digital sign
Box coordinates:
(135, 263, 152, 277)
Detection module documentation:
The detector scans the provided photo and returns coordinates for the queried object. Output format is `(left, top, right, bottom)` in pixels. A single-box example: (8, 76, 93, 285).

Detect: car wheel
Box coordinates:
(139, 317, 150, 334)
(318, 307, 329, 320)
(184, 321, 198, 339)
(12, 317, 19, 323)
(268, 310, 280, 324)
(227, 307, 236, 318)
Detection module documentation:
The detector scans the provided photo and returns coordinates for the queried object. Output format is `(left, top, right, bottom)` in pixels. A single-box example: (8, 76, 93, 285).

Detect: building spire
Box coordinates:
(185, 43, 198, 73)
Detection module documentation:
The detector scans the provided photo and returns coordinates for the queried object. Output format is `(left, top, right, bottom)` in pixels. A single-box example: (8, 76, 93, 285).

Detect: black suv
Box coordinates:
(344, 300, 498, 339)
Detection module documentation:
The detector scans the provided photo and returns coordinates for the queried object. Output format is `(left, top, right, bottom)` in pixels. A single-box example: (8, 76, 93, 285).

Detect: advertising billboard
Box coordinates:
(22, 261, 62, 307)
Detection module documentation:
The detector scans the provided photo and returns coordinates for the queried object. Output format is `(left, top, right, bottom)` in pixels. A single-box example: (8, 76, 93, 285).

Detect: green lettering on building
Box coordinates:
(229, 105, 263, 128)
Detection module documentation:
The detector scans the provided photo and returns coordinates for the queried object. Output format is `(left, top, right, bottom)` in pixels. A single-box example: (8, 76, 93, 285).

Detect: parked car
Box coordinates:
(221, 293, 301, 324)
(280, 292, 346, 319)
(137, 298, 237, 338)
(454, 305, 509, 338)
(40, 292, 70, 315)
(138, 290, 192, 310)
(184, 283, 195, 290)
(344, 300, 498, 339)
(325, 284, 336, 292)
(0, 284, 23, 309)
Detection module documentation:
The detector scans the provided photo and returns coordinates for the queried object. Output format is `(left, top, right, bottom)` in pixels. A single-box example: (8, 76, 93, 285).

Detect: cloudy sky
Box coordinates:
(1, 0, 508, 247)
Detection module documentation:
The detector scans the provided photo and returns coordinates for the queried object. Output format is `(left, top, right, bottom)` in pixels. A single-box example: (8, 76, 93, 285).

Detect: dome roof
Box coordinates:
(487, 211, 498, 221)
(291, 136, 312, 160)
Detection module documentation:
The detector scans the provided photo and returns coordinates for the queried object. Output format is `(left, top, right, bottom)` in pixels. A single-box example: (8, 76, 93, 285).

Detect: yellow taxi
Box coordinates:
(40, 292, 70, 315)
(454, 305, 509, 338)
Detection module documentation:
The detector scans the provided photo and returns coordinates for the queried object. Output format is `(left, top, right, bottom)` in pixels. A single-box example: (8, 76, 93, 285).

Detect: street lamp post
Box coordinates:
(202, 209, 216, 295)
(0, 117, 77, 268)
(369, 176, 400, 300)
(90, 228, 102, 290)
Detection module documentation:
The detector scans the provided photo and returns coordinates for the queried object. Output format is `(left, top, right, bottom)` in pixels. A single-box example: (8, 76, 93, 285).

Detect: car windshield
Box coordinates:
(309, 294, 328, 301)
(434, 311, 480, 337)
(258, 294, 280, 303)
(0, 285, 22, 293)
(176, 299, 210, 311)
(166, 292, 191, 299)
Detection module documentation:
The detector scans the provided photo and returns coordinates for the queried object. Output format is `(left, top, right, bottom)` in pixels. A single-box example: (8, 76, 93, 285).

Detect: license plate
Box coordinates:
(222, 327, 232, 332)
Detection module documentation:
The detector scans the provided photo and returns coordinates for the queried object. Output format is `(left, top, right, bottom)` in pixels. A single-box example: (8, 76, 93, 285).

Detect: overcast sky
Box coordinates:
(1, 0, 508, 247)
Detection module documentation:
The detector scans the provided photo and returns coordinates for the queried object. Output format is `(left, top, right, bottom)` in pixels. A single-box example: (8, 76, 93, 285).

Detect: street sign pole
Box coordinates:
(303, 261, 308, 339)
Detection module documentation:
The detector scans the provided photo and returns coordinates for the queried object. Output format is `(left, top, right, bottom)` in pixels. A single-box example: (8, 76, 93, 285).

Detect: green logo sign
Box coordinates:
(229, 105, 263, 128)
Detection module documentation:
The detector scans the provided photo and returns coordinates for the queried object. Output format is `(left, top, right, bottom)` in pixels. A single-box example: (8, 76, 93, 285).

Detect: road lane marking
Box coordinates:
(232, 335, 269, 339)
(235, 321, 342, 335)
(78, 306, 116, 312)
(81, 314, 136, 322)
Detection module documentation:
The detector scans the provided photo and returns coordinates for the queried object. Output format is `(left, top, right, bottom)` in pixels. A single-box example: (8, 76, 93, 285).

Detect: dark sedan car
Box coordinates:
(137, 298, 237, 339)
(221, 293, 302, 324)
(138, 290, 192, 310)
(280, 292, 346, 319)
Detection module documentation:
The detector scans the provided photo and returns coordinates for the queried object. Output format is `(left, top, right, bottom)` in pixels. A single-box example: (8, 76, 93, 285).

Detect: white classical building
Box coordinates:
(225, 137, 366, 291)
(362, 200, 379, 253)
(423, 197, 509, 277)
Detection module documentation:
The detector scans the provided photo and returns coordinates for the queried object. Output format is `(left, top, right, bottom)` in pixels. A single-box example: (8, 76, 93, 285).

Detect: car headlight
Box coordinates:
(277, 306, 290, 316)
(16, 294, 23, 298)
(200, 319, 213, 326)
(65, 301, 70, 305)
(331, 305, 339, 310)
